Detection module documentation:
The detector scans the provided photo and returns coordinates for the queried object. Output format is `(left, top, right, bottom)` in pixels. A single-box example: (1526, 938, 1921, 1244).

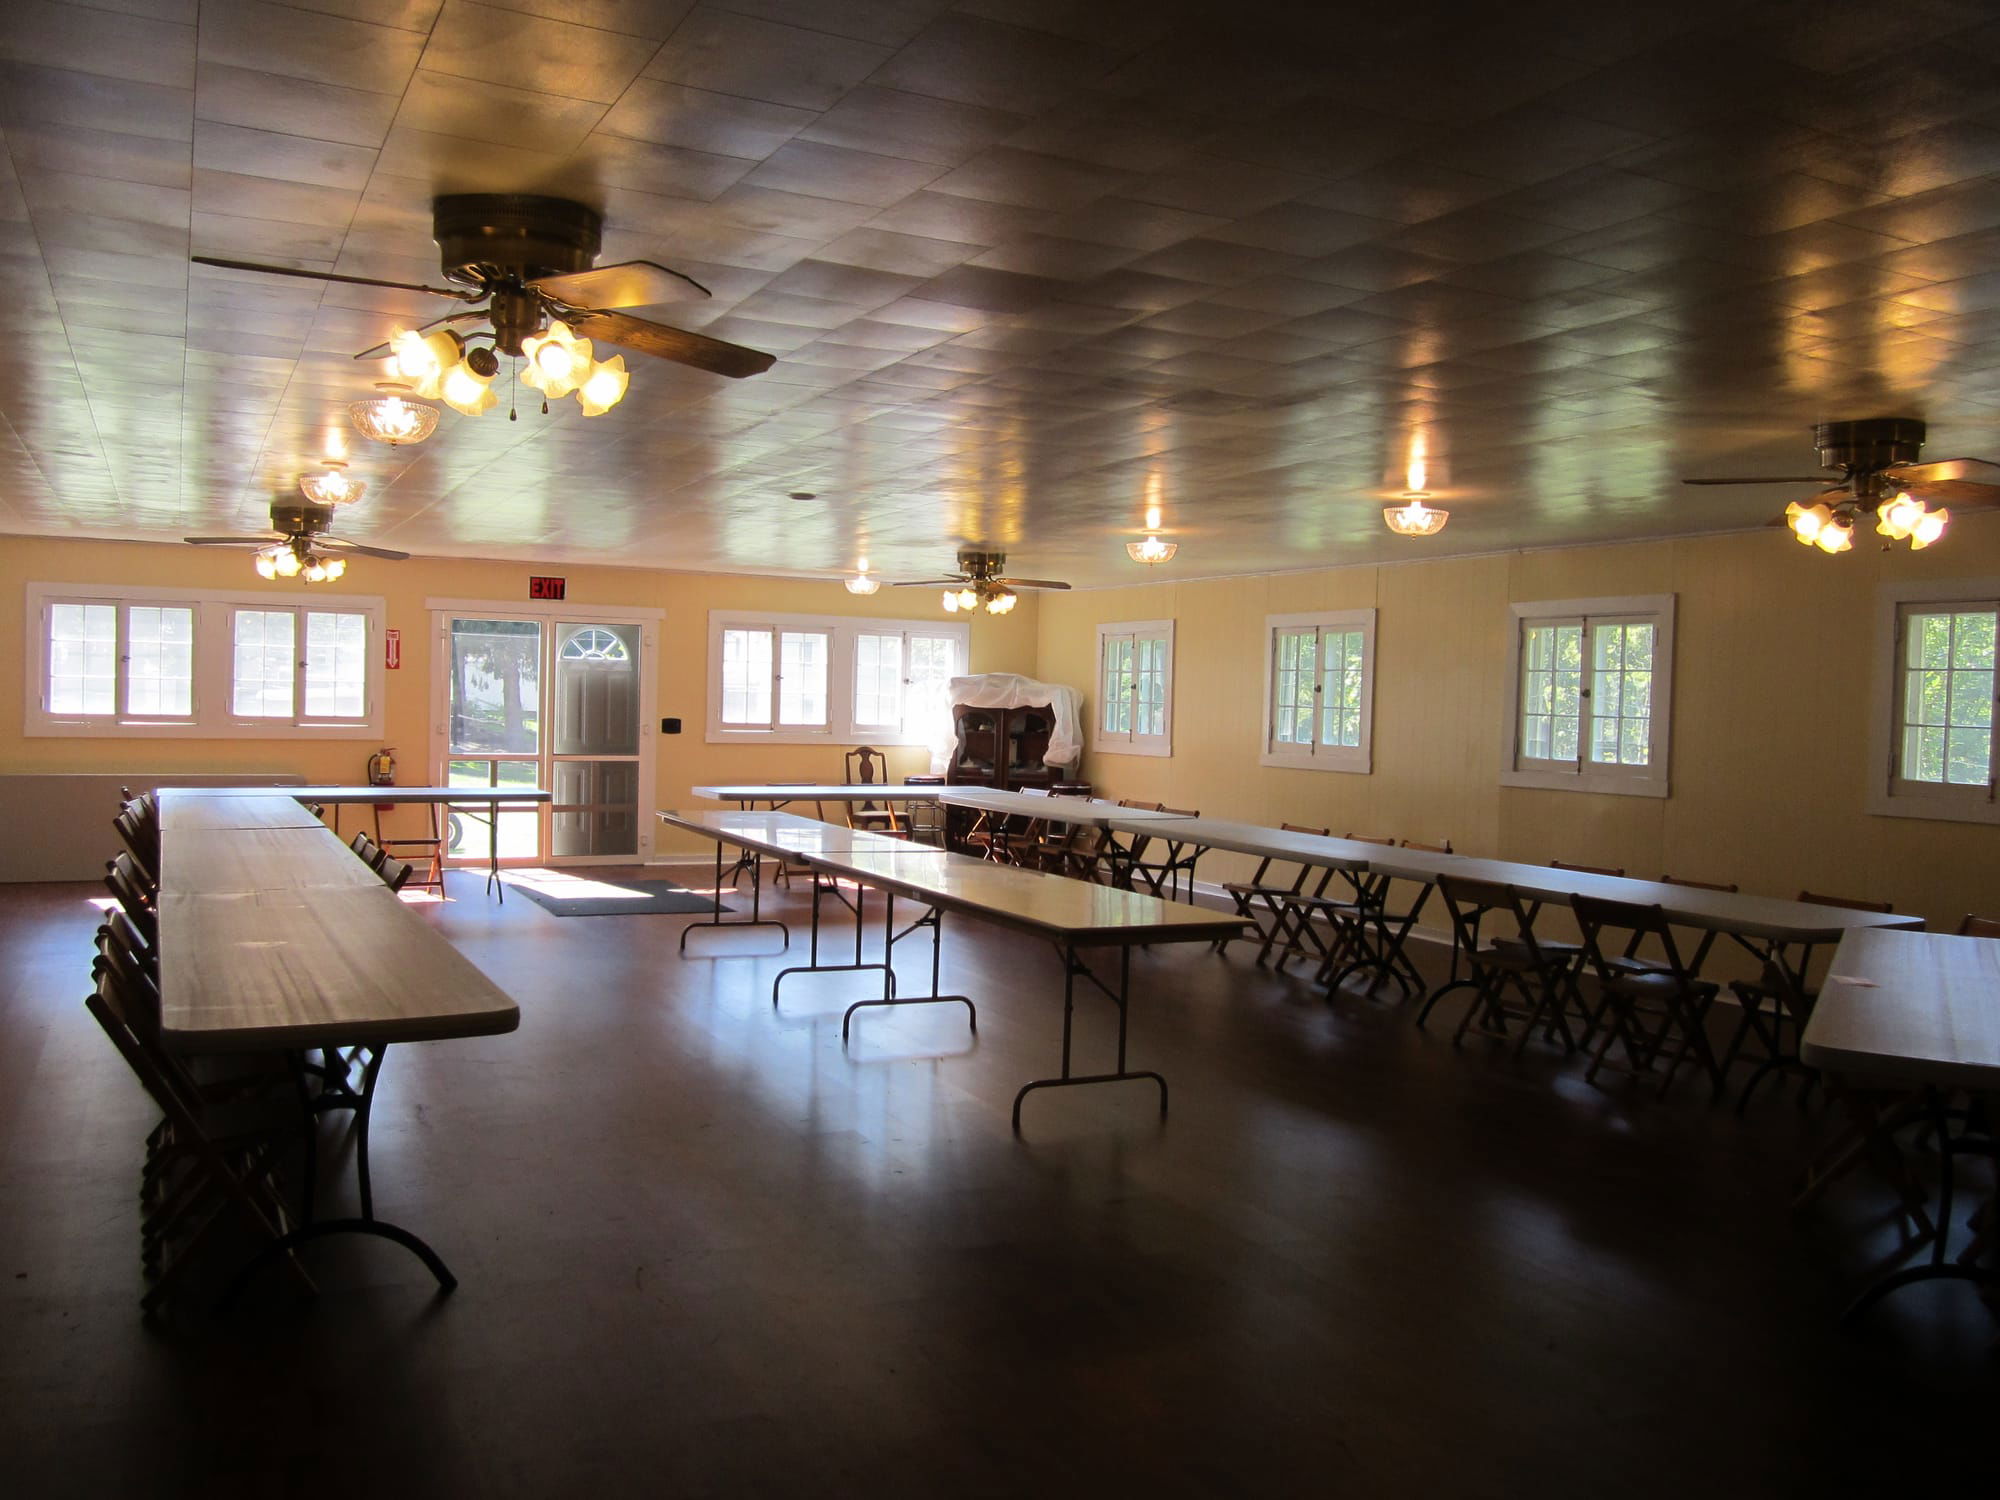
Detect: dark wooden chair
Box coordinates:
(1726, 889, 1894, 1111)
(1220, 824, 1331, 963)
(1119, 805, 1202, 901)
(1572, 895, 1724, 1099)
(842, 745, 899, 834)
(1433, 875, 1586, 1053)
(1958, 914, 2000, 939)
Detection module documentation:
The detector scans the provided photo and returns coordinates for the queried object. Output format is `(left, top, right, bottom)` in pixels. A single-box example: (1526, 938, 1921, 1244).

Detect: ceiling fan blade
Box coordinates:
(529, 261, 709, 310)
(319, 538, 411, 560)
(994, 578, 1072, 590)
(573, 309, 775, 378)
(1888, 478, 2000, 507)
(184, 534, 282, 546)
(1886, 457, 2000, 486)
(192, 255, 480, 302)
(891, 578, 969, 587)
(1682, 475, 1834, 485)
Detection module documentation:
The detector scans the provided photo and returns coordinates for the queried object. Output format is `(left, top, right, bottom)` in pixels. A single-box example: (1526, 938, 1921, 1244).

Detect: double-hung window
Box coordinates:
(1095, 620, 1173, 756)
(852, 628, 962, 741)
(27, 582, 385, 738)
(1870, 587, 1997, 823)
(718, 625, 830, 731)
(42, 597, 197, 724)
(1502, 595, 1674, 796)
(708, 612, 969, 745)
(228, 606, 372, 726)
(1261, 610, 1374, 771)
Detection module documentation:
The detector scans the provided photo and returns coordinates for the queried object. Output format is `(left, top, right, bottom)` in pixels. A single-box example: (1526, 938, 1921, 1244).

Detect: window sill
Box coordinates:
(1866, 792, 2000, 826)
(26, 718, 384, 739)
(1093, 738, 1172, 758)
(1260, 750, 1370, 773)
(1499, 768, 1669, 798)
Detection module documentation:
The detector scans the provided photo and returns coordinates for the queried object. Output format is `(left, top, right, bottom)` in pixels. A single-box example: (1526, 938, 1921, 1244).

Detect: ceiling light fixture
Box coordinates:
(254, 539, 345, 584)
(1126, 534, 1178, 564)
(1786, 499, 1855, 553)
(298, 458, 366, 507)
(1384, 492, 1449, 536)
(349, 382, 440, 446)
(1874, 490, 1950, 549)
(844, 559, 880, 596)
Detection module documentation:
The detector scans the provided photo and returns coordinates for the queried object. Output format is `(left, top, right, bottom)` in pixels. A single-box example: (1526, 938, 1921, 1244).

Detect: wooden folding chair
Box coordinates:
(1119, 805, 1202, 901)
(1306, 837, 1449, 999)
(1573, 895, 1725, 1099)
(1726, 889, 1893, 1110)
(377, 856, 415, 893)
(85, 964, 313, 1310)
(105, 852, 157, 945)
(1219, 824, 1331, 963)
(1434, 875, 1587, 1053)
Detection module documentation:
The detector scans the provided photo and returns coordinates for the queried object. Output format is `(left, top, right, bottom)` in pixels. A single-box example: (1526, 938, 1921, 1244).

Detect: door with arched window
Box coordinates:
(439, 610, 654, 865)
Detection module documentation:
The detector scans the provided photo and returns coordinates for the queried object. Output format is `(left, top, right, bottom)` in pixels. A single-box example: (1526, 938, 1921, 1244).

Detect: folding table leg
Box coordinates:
(680, 836, 790, 952)
(775, 874, 899, 1006)
(840, 890, 976, 1042)
(1012, 945, 1168, 1132)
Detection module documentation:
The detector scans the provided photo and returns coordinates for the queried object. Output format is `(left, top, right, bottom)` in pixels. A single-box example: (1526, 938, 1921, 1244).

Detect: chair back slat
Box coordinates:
(1957, 913, 2000, 940)
(1401, 838, 1452, 853)
(1797, 889, 1892, 914)
(1552, 859, 1624, 878)
(1572, 895, 1693, 983)
(1660, 873, 1737, 893)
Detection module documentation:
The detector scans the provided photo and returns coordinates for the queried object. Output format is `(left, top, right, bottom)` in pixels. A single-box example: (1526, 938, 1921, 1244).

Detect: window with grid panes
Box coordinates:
(42, 598, 196, 722)
(1262, 610, 1374, 771)
(1504, 596, 1673, 797)
(1888, 600, 1996, 808)
(27, 582, 384, 738)
(707, 612, 967, 744)
(1095, 620, 1173, 755)
(229, 606, 371, 725)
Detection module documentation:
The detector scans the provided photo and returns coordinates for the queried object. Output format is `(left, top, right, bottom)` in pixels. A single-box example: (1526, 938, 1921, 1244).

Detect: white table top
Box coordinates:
(165, 783, 551, 806)
(1802, 928, 2000, 1090)
(799, 844, 1248, 946)
(157, 799, 520, 1051)
(1113, 816, 1376, 870)
(658, 809, 923, 859)
(693, 783, 946, 802)
(1120, 811, 1923, 946)
(940, 789, 1183, 826)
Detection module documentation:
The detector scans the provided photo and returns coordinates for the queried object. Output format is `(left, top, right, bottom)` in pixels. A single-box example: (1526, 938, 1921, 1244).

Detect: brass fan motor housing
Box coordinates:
(1813, 417, 1926, 474)
(433, 194, 602, 286)
(957, 548, 1006, 579)
(269, 502, 336, 537)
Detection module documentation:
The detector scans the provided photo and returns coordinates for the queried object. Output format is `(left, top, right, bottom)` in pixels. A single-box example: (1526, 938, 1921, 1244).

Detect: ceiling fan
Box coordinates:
(894, 550, 1072, 615)
(1683, 418, 2000, 552)
(192, 195, 776, 415)
(185, 501, 409, 582)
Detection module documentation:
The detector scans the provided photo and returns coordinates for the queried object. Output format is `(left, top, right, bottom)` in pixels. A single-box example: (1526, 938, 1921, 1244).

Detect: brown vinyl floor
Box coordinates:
(0, 869, 1993, 1497)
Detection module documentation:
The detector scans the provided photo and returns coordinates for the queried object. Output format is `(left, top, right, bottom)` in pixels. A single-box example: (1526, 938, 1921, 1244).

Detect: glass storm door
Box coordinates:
(445, 617, 546, 864)
(549, 622, 642, 857)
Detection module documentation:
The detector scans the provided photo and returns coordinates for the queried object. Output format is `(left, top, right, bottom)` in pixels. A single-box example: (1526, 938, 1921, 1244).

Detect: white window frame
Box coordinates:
(1868, 578, 2000, 825)
(705, 610, 970, 746)
(1261, 609, 1375, 772)
(25, 582, 386, 739)
(224, 603, 375, 730)
(1500, 594, 1674, 798)
(1094, 619, 1174, 757)
(37, 595, 199, 726)
(850, 624, 967, 742)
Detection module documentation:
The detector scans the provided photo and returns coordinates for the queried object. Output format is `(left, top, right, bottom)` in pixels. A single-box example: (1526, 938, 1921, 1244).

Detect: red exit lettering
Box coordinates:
(529, 575, 567, 600)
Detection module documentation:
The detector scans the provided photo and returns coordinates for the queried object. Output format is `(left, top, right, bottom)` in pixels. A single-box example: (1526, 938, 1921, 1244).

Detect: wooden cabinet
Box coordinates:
(946, 703, 1061, 791)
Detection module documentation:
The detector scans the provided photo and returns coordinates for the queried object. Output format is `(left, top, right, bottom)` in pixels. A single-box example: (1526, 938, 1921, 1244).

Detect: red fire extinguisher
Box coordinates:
(367, 747, 396, 786)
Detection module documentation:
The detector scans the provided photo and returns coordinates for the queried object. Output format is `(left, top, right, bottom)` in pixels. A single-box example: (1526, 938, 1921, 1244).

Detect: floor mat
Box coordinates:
(508, 873, 730, 916)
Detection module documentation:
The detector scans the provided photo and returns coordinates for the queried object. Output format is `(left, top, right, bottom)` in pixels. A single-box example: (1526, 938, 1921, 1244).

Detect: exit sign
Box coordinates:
(529, 575, 567, 600)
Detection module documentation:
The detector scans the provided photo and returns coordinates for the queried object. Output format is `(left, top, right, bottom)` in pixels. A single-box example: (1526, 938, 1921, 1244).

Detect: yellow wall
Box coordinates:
(1038, 518, 2000, 938)
(0, 536, 1039, 854)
